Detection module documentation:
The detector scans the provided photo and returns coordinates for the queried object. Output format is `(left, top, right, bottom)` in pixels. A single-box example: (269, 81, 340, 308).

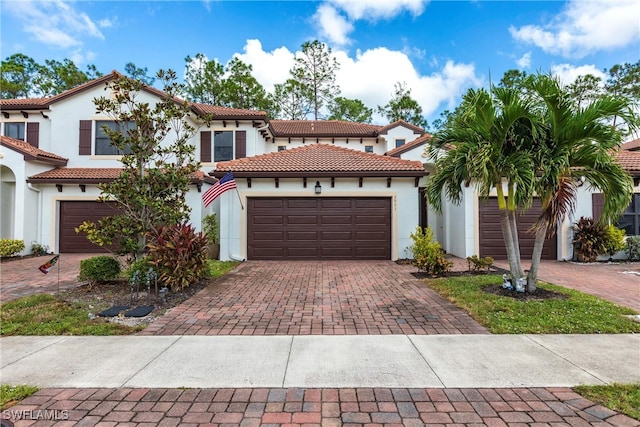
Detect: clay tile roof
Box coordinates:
(616, 150, 640, 176)
(269, 120, 382, 137)
(27, 167, 212, 184)
(622, 138, 640, 151)
(0, 98, 49, 109)
(0, 136, 67, 165)
(385, 133, 432, 157)
(377, 120, 424, 135)
(213, 144, 427, 178)
(190, 103, 268, 120)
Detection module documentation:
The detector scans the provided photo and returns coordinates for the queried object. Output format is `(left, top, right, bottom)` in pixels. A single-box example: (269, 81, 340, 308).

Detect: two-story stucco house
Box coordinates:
(2, 71, 639, 262)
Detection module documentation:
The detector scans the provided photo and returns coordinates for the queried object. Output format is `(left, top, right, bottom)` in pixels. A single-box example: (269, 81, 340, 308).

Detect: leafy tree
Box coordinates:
(429, 109, 455, 133)
(270, 78, 313, 120)
(77, 70, 210, 258)
(498, 69, 529, 90)
(184, 53, 225, 104)
(605, 61, 640, 130)
(124, 62, 155, 85)
(37, 59, 92, 96)
(566, 74, 603, 108)
(377, 82, 427, 129)
(328, 96, 373, 123)
(0, 53, 42, 98)
(221, 57, 271, 112)
(290, 40, 340, 120)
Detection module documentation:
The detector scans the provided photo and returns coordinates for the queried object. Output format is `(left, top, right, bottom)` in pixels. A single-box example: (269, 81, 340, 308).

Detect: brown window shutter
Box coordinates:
(592, 193, 604, 222)
(235, 130, 246, 159)
(200, 131, 212, 162)
(79, 120, 92, 155)
(26, 122, 39, 148)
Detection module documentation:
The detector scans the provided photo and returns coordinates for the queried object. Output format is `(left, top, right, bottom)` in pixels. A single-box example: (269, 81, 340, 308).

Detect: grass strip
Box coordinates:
(424, 274, 640, 334)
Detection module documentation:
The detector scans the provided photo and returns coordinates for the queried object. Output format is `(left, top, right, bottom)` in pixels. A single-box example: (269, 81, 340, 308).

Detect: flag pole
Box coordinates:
(234, 187, 244, 210)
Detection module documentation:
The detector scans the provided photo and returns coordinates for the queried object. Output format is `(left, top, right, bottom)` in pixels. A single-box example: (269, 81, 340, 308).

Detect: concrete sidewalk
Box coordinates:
(2, 334, 638, 389)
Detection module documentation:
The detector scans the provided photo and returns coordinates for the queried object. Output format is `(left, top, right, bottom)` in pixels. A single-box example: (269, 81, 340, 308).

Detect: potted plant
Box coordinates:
(202, 214, 220, 259)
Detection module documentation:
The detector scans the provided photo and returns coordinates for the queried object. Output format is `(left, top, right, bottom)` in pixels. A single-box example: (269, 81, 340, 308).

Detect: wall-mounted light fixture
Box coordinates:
(314, 181, 321, 194)
(577, 176, 586, 187)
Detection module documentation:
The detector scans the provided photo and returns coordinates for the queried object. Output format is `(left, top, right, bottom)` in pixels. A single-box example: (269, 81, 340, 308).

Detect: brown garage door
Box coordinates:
(247, 197, 391, 260)
(59, 201, 118, 253)
(479, 198, 557, 260)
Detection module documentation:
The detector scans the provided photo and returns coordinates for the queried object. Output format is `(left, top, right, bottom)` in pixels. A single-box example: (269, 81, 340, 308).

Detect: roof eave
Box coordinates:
(210, 170, 427, 178)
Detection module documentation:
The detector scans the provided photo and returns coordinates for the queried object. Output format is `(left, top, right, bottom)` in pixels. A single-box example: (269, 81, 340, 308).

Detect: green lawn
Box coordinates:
(0, 384, 39, 410)
(424, 274, 640, 334)
(574, 384, 640, 420)
(206, 260, 239, 279)
(0, 294, 143, 336)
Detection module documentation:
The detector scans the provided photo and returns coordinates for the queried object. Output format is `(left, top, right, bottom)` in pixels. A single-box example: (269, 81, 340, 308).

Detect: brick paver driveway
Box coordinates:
(141, 261, 489, 336)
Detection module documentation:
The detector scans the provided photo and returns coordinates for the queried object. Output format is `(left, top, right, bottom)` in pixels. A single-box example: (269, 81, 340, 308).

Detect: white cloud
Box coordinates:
(550, 63, 606, 85)
(234, 40, 296, 92)
(516, 52, 532, 69)
(328, 0, 428, 21)
(313, 0, 430, 47)
(3, 0, 106, 49)
(237, 40, 481, 123)
(509, 0, 640, 58)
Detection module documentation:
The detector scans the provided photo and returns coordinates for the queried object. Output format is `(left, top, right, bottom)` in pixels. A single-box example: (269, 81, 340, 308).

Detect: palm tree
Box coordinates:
(525, 74, 636, 291)
(426, 86, 539, 281)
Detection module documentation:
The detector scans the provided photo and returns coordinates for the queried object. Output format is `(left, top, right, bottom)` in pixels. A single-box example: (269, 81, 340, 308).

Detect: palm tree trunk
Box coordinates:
(509, 209, 523, 276)
(527, 225, 547, 292)
(496, 185, 521, 278)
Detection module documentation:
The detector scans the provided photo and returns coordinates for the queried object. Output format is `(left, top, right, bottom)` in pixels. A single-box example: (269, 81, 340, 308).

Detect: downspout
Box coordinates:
(227, 192, 245, 262)
(27, 183, 42, 244)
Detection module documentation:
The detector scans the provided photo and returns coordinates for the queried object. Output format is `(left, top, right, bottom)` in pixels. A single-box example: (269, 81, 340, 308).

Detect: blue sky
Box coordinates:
(2, 0, 639, 125)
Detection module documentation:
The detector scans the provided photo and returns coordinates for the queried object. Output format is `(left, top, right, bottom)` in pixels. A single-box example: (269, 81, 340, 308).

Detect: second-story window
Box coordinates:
(395, 139, 405, 148)
(364, 146, 373, 153)
(214, 131, 233, 162)
(95, 121, 135, 155)
(4, 122, 25, 140)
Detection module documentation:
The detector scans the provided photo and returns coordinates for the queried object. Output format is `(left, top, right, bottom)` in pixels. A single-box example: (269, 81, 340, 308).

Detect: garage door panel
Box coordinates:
(320, 199, 352, 208)
(320, 231, 352, 241)
(287, 199, 318, 209)
(252, 231, 284, 241)
(320, 215, 352, 225)
(286, 215, 317, 225)
(253, 215, 283, 225)
(253, 199, 284, 209)
(59, 201, 118, 253)
(287, 231, 318, 241)
(355, 214, 388, 225)
(479, 198, 556, 260)
(248, 197, 391, 260)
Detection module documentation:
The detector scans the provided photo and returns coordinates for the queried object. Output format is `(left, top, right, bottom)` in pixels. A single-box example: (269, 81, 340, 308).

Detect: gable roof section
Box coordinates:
(385, 133, 432, 157)
(213, 144, 427, 178)
(377, 120, 424, 135)
(616, 150, 640, 176)
(0, 98, 49, 110)
(269, 120, 382, 137)
(0, 136, 67, 166)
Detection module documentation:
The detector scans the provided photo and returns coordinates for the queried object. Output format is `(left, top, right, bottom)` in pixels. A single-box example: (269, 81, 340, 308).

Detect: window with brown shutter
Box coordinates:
(201, 131, 211, 163)
(79, 120, 92, 155)
(235, 130, 246, 159)
(26, 122, 39, 148)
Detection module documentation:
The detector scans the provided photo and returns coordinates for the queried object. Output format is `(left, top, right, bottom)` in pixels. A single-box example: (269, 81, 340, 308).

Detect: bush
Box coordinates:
(466, 255, 494, 272)
(147, 222, 208, 290)
(0, 239, 25, 258)
(202, 214, 219, 245)
(626, 236, 640, 261)
(409, 226, 452, 276)
(30, 241, 49, 256)
(572, 217, 607, 263)
(78, 256, 121, 284)
(602, 225, 626, 258)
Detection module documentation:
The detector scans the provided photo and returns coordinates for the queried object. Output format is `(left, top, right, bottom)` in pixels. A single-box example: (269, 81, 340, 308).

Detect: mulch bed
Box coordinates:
(483, 284, 568, 301)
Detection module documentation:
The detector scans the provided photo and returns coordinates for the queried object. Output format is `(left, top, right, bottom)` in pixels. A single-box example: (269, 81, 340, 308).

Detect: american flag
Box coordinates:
(203, 172, 237, 207)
